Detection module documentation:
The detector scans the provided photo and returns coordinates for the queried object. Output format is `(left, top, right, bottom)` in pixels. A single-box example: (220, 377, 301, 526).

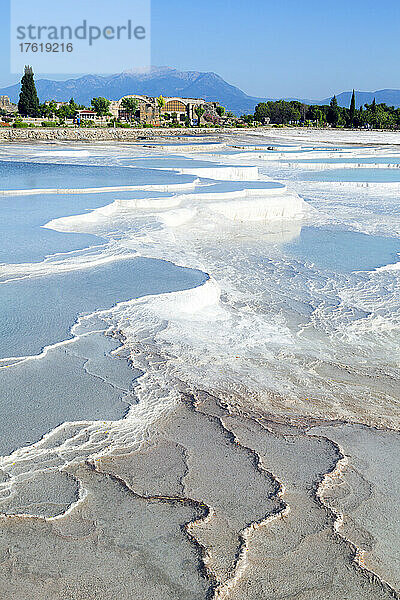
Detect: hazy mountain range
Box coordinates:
(2, 66, 400, 114)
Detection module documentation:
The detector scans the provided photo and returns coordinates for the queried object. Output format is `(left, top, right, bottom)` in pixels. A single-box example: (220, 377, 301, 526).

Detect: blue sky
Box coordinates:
(1, 0, 400, 99)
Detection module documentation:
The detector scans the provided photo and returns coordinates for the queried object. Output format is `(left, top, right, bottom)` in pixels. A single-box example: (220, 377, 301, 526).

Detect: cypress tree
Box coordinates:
(18, 66, 40, 117)
(350, 89, 356, 127)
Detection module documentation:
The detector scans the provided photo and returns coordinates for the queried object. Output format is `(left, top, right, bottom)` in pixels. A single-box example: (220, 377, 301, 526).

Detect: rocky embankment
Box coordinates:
(0, 127, 252, 142)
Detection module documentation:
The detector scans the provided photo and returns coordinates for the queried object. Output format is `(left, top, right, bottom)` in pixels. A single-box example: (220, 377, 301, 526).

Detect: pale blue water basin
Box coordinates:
(0, 160, 195, 191)
(0, 257, 208, 359)
(284, 226, 400, 273)
(299, 168, 400, 182)
(192, 180, 284, 193)
(0, 190, 171, 264)
(0, 332, 137, 455)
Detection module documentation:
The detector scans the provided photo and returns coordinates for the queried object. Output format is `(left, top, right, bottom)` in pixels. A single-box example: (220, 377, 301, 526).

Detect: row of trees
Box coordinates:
(251, 92, 400, 129)
(20, 95, 112, 120)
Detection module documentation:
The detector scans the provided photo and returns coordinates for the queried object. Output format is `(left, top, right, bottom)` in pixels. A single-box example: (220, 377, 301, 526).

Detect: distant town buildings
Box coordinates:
(0, 96, 17, 113)
(76, 109, 97, 121)
(2, 91, 225, 126)
(109, 95, 221, 125)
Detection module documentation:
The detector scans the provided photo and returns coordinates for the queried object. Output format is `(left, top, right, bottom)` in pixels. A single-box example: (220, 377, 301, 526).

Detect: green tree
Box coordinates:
(57, 104, 74, 121)
(352, 104, 363, 128)
(68, 97, 79, 117)
(358, 104, 364, 126)
(254, 100, 303, 125)
(18, 65, 40, 117)
(306, 105, 324, 125)
(40, 100, 58, 119)
(157, 95, 165, 121)
(349, 90, 356, 127)
(195, 105, 205, 125)
(171, 111, 178, 122)
(360, 100, 396, 129)
(254, 102, 270, 122)
(241, 114, 254, 124)
(121, 97, 139, 122)
(249, 95, 400, 131)
(395, 107, 400, 127)
(374, 105, 391, 129)
(327, 96, 340, 127)
(91, 97, 111, 117)
(216, 106, 225, 117)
